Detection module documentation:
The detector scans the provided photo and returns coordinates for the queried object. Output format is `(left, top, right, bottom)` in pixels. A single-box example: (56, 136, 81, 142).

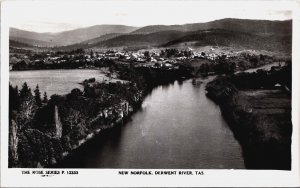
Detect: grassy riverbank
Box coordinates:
(206, 64, 292, 170)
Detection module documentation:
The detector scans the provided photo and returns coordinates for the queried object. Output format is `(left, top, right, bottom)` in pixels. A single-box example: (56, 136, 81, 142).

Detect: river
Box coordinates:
(56, 77, 245, 169)
(9, 69, 118, 96)
(235, 62, 282, 74)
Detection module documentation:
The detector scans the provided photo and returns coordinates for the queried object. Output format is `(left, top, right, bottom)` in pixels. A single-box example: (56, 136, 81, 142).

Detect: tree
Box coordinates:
(9, 120, 19, 167)
(160, 50, 165, 57)
(20, 97, 36, 120)
(34, 85, 42, 107)
(144, 51, 150, 61)
(90, 50, 94, 58)
(42, 92, 48, 103)
(249, 55, 259, 66)
(183, 50, 192, 57)
(229, 62, 236, 74)
(9, 84, 20, 112)
(19, 82, 32, 100)
(69, 88, 83, 99)
(199, 63, 209, 76)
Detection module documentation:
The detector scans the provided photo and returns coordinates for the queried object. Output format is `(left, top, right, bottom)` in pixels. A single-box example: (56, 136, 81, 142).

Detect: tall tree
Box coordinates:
(19, 82, 32, 100)
(144, 51, 150, 60)
(9, 120, 19, 167)
(42, 92, 48, 103)
(9, 84, 20, 112)
(90, 49, 94, 58)
(9, 84, 20, 123)
(34, 85, 42, 106)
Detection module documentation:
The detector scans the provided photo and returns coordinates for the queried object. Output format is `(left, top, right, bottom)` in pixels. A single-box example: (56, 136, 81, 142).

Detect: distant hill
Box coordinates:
(163, 29, 292, 53)
(10, 28, 54, 46)
(55, 33, 124, 51)
(81, 33, 123, 45)
(93, 29, 291, 53)
(56, 30, 188, 50)
(9, 18, 292, 53)
(50, 25, 138, 46)
(132, 18, 292, 35)
(95, 30, 187, 48)
(10, 25, 138, 46)
(10, 36, 52, 47)
(9, 40, 35, 48)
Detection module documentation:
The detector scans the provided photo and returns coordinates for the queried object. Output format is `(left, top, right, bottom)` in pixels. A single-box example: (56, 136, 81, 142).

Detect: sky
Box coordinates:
(3, 0, 293, 33)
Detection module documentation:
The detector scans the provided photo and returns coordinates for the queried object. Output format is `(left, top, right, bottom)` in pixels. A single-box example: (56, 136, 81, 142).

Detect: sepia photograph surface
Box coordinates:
(1, 0, 300, 187)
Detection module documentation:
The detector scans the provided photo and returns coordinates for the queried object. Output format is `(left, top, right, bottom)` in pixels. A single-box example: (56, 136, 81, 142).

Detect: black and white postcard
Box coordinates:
(1, 0, 299, 187)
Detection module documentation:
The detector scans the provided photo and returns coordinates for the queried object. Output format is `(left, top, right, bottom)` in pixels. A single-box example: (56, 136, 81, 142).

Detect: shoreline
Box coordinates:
(9, 62, 291, 169)
(50, 75, 188, 168)
(50, 76, 189, 168)
(9, 65, 192, 168)
(50, 104, 139, 168)
(50, 102, 142, 168)
(205, 69, 292, 170)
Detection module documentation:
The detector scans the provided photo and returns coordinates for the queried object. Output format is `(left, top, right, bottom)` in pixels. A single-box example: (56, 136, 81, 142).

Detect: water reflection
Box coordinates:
(56, 78, 245, 169)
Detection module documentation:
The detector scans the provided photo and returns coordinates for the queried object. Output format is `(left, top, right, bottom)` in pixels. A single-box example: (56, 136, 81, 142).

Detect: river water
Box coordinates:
(10, 69, 116, 96)
(57, 77, 245, 169)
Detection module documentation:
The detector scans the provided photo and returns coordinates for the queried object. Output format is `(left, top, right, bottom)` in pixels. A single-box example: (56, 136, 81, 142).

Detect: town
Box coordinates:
(9, 46, 285, 76)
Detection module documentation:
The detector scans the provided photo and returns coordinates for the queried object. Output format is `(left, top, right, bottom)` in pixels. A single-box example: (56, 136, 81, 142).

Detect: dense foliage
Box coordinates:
(9, 62, 193, 167)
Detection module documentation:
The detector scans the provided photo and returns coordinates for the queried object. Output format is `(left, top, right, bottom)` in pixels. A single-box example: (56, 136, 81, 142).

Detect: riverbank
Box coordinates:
(10, 60, 291, 169)
(205, 64, 292, 170)
(9, 65, 192, 168)
(53, 78, 245, 169)
(51, 104, 142, 168)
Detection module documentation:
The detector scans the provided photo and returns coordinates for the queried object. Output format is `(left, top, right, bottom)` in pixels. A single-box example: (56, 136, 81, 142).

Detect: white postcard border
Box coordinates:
(1, 0, 300, 187)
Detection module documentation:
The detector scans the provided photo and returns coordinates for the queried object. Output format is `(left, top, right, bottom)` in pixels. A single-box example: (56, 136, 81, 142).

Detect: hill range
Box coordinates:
(9, 18, 292, 53)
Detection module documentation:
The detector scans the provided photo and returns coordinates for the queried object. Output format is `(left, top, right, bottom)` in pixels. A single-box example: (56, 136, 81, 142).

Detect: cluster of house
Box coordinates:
(9, 47, 238, 71)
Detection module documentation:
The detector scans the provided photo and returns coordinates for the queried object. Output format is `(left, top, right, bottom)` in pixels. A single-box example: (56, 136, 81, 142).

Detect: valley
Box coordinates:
(8, 18, 292, 170)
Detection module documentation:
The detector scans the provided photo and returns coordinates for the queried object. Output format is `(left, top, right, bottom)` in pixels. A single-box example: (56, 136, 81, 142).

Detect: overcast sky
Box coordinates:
(4, 0, 293, 33)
